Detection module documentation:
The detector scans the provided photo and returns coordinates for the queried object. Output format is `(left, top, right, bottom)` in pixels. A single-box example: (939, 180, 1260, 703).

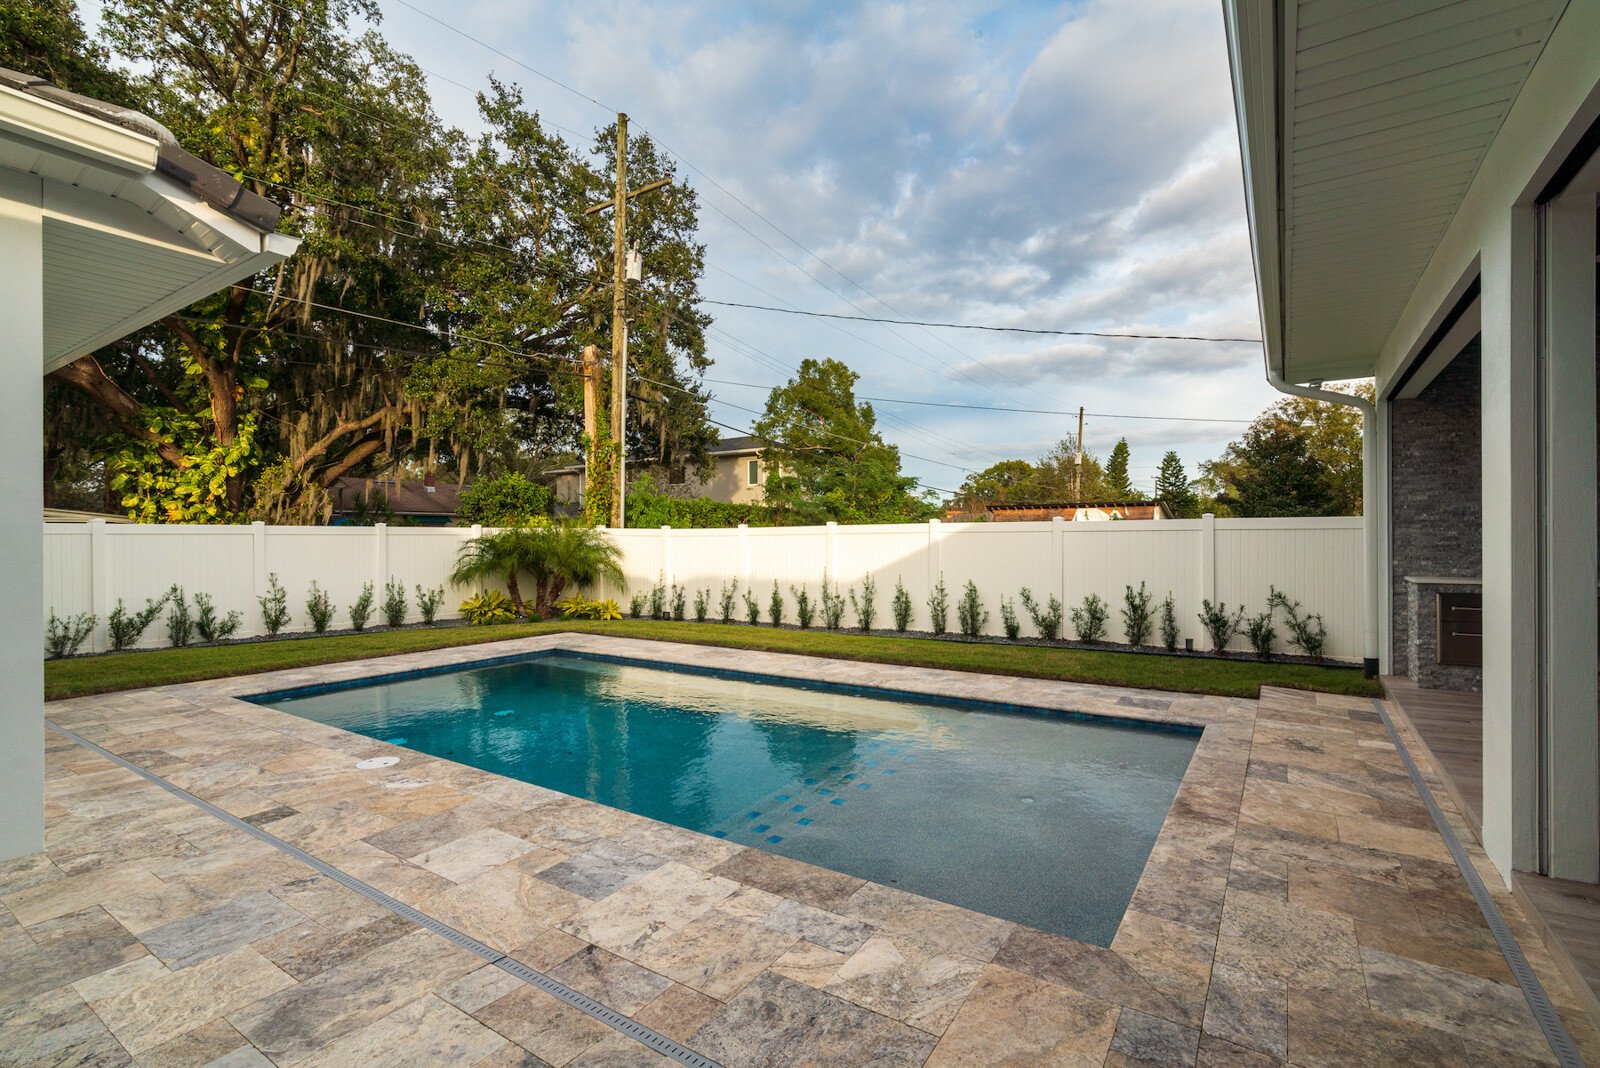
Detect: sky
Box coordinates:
(100, 0, 1288, 496)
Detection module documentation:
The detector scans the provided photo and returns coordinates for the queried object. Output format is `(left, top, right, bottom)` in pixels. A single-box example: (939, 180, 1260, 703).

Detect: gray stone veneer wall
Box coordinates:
(1388, 342, 1482, 676)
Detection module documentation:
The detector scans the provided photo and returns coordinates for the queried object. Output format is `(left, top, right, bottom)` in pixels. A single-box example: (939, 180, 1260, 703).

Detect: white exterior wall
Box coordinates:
(45, 517, 1367, 659)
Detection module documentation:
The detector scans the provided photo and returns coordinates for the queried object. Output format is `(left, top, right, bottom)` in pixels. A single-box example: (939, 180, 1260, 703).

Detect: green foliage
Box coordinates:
(458, 473, 552, 527)
(108, 593, 168, 650)
(768, 581, 786, 627)
(648, 576, 667, 620)
(626, 476, 776, 528)
(193, 593, 242, 643)
(451, 524, 624, 617)
(165, 585, 193, 647)
(1155, 452, 1199, 518)
(753, 359, 937, 523)
(1121, 582, 1153, 646)
(260, 574, 290, 636)
(999, 596, 1021, 640)
(383, 579, 409, 627)
(343, 489, 397, 527)
(1019, 588, 1063, 640)
(415, 585, 445, 625)
(349, 582, 375, 631)
(46, 612, 96, 659)
(718, 580, 739, 623)
(1269, 587, 1328, 660)
(742, 587, 761, 625)
(1245, 609, 1277, 658)
(956, 581, 988, 638)
(790, 585, 814, 629)
(1069, 594, 1109, 643)
(580, 431, 618, 529)
(693, 588, 710, 623)
(459, 589, 516, 625)
(820, 574, 847, 630)
(1159, 594, 1179, 651)
(670, 584, 687, 622)
(892, 577, 913, 632)
(926, 576, 949, 636)
(1202, 387, 1369, 517)
(111, 413, 258, 524)
(555, 596, 622, 620)
(953, 433, 1115, 512)
(628, 592, 647, 619)
(1199, 600, 1247, 653)
(306, 582, 335, 634)
(1105, 438, 1140, 499)
(850, 574, 877, 631)
(0, 0, 134, 103)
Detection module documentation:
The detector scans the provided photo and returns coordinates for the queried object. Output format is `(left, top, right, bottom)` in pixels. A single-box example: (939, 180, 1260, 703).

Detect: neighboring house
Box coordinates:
(550, 435, 768, 507)
(328, 473, 467, 526)
(1224, 0, 1599, 927)
(985, 500, 1172, 523)
(1, 68, 298, 860)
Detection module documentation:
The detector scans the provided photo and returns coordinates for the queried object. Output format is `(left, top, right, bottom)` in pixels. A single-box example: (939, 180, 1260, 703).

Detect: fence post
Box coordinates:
(928, 518, 942, 601)
(374, 523, 389, 602)
(251, 521, 268, 638)
(1200, 512, 1217, 609)
(88, 519, 110, 652)
(738, 523, 751, 594)
(661, 525, 674, 587)
(1051, 515, 1065, 608)
(825, 521, 838, 579)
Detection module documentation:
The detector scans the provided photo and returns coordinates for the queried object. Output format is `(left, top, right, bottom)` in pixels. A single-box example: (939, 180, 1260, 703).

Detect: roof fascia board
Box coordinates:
(0, 83, 154, 176)
(43, 179, 225, 265)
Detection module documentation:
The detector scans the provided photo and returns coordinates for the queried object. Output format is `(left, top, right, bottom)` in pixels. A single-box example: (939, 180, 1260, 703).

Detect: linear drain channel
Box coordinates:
(47, 721, 722, 1068)
(1371, 700, 1584, 1068)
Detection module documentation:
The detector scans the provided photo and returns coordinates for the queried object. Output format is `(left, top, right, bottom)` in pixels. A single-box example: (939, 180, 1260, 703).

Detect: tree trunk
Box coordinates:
(537, 576, 566, 620)
(505, 571, 524, 614)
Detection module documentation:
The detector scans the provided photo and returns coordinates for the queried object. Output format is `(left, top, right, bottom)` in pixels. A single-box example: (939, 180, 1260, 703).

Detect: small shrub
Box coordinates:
(1070, 594, 1109, 642)
(349, 582, 375, 631)
(46, 612, 95, 659)
(743, 587, 761, 625)
(790, 585, 814, 628)
(165, 585, 193, 647)
(892, 577, 913, 632)
(1121, 582, 1153, 646)
(820, 573, 847, 630)
(1269, 586, 1328, 660)
(649, 574, 668, 620)
(193, 592, 242, 643)
(719, 580, 739, 623)
(108, 593, 168, 650)
(693, 588, 710, 623)
(260, 573, 290, 636)
(1246, 609, 1276, 658)
(850, 574, 878, 631)
(415, 584, 446, 624)
(383, 579, 408, 628)
(1159, 593, 1179, 651)
(768, 581, 785, 627)
(1019, 588, 1062, 640)
(926, 576, 949, 636)
(1198, 599, 1247, 653)
(556, 596, 622, 620)
(956, 581, 988, 637)
(629, 591, 648, 619)
(670, 583, 686, 622)
(459, 589, 516, 625)
(998, 595, 1021, 639)
(306, 582, 335, 633)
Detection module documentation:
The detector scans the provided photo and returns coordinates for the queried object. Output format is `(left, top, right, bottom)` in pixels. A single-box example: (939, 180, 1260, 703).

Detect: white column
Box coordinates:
(1051, 515, 1065, 607)
(374, 522, 389, 598)
(88, 519, 111, 653)
(1200, 512, 1217, 608)
(0, 169, 45, 862)
(251, 521, 268, 637)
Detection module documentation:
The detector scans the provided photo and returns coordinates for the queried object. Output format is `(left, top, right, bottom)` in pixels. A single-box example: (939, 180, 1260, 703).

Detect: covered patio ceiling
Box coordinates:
(1224, 1, 1567, 386)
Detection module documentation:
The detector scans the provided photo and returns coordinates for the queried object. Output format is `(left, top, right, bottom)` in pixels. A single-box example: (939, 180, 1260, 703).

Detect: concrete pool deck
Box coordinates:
(4, 634, 1596, 1066)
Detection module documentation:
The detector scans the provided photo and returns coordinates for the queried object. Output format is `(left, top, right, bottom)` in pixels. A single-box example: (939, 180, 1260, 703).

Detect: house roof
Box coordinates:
(329, 477, 468, 517)
(987, 500, 1169, 512)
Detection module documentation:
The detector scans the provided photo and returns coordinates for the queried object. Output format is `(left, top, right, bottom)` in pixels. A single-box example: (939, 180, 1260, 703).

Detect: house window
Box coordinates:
(669, 465, 687, 486)
(747, 459, 760, 486)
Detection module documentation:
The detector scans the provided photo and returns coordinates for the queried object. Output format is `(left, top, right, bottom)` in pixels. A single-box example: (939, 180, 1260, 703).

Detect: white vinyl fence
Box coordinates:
(43, 516, 1365, 659)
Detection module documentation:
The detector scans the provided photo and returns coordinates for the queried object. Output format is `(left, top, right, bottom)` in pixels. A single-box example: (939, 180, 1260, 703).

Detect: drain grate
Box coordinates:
(46, 720, 723, 1068)
(1371, 699, 1584, 1068)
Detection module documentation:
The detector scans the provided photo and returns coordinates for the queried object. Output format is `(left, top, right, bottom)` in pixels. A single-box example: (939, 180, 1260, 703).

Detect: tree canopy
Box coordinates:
(1201, 384, 1369, 517)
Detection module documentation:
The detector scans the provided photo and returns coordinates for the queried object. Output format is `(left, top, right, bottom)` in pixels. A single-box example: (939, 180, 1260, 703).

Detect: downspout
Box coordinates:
(1265, 367, 1382, 678)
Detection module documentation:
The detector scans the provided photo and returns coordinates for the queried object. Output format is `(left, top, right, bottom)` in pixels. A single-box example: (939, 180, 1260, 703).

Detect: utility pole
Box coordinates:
(581, 343, 599, 500)
(583, 113, 671, 528)
(1073, 406, 1085, 501)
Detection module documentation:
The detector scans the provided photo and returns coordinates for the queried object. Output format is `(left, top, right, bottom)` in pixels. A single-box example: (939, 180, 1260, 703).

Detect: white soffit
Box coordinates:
(1277, 0, 1565, 384)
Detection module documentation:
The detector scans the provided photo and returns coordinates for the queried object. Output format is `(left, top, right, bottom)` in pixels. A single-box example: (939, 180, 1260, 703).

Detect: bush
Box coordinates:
(1019, 588, 1062, 640)
(625, 475, 778, 528)
(460, 589, 516, 625)
(790, 585, 814, 628)
(1121, 582, 1153, 646)
(999, 595, 1021, 639)
(260, 573, 291, 636)
(957, 581, 988, 637)
(306, 582, 335, 633)
(628, 591, 648, 619)
(109, 593, 168, 651)
(1158, 594, 1180, 651)
(670, 583, 687, 622)
(383, 579, 408, 627)
(768, 581, 785, 627)
(850, 574, 878, 631)
(719, 580, 739, 623)
(926, 576, 949, 636)
(415, 584, 446, 624)
(556, 596, 622, 620)
(193, 592, 242, 643)
(892, 577, 913, 632)
(165, 585, 193, 647)
(693, 588, 710, 623)
(820, 574, 847, 630)
(457, 472, 552, 526)
(648, 575, 667, 620)
(1269, 586, 1328, 660)
(349, 582, 375, 631)
(1070, 594, 1109, 642)
(1198, 600, 1247, 653)
(742, 587, 761, 625)
(1246, 609, 1276, 658)
(46, 612, 95, 659)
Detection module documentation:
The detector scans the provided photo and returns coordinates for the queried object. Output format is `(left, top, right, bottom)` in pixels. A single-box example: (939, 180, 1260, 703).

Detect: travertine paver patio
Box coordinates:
(3, 634, 1597, 1066)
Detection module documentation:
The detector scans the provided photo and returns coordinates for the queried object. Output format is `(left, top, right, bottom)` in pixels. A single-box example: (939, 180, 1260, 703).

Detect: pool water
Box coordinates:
(252, 653, 1198, 946)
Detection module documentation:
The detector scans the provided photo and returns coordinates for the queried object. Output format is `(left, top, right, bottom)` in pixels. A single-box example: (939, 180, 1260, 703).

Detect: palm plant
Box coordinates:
(450, 524, 625, 617)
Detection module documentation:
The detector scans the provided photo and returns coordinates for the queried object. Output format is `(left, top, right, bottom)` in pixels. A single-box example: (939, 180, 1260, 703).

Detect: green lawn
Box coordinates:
(44, 619, 1382, 701)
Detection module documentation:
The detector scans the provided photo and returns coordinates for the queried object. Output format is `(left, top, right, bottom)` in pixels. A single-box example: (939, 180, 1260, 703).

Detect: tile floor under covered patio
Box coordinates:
(3, 636, 1597, 1066)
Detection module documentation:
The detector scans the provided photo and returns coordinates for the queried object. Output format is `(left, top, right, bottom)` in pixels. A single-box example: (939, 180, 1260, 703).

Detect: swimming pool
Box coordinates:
(250, 652, 1198, 947)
